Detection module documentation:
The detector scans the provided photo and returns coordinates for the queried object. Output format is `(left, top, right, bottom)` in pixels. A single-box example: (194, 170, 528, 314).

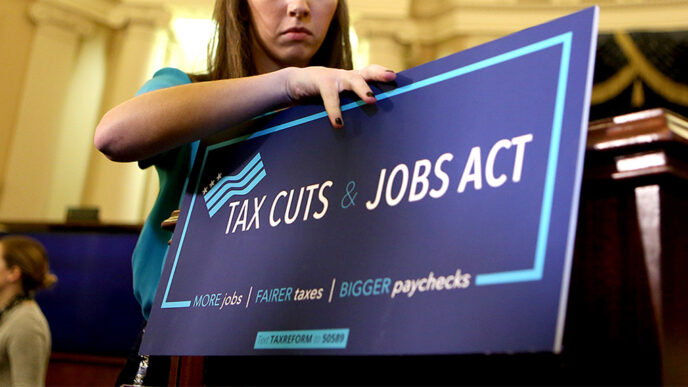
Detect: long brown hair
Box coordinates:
(0, 236, 57, 295)
(192, 0, 353, 82)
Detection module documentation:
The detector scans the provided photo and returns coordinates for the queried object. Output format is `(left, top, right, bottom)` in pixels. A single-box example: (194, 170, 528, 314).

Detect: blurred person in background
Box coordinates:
(0, 235, 57, 386)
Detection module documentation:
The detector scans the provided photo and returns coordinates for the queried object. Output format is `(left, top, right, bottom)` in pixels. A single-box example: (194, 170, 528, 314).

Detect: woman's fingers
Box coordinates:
(347, 71, 377, 104)
(286, 65, 397, 128)
(319, 81, 344, 128)
(358, 64, 397, 83)
(322, 67, 397, 128)
(343, 66, 395, 105)
(325, 69, 384, 127)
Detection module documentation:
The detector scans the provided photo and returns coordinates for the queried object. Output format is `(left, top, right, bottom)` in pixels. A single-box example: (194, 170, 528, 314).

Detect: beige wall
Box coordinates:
(0, 0, 36, 210)
(1, 0, 687, 225)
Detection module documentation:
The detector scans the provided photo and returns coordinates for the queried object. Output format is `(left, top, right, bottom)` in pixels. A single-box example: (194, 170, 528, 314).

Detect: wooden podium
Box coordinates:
(161, 108, 688, 386)
(565, 108, 688, 386)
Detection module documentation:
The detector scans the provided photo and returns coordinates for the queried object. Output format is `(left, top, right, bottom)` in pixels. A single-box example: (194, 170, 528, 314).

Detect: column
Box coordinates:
(45, 26, 108, 221)
(81, 4, 171, 224)
(0, 1, 95, 221)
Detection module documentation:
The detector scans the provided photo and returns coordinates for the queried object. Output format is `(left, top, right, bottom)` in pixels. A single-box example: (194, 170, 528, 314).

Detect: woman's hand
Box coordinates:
(284, 64, 397, 128)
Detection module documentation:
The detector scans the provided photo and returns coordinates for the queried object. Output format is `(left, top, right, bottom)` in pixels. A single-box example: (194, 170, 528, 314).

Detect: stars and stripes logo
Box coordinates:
(202, 153, 266, 218)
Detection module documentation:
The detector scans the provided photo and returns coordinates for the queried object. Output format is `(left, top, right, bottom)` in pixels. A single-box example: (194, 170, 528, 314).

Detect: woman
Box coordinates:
(96, 0, 396, 384)
(95, 0, 396, 162)
(0, 236, 56, 386)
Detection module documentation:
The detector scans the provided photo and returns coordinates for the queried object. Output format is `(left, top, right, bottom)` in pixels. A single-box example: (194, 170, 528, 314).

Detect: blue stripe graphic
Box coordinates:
(205, 161, 264, 210)
(207, 170, 266, 217)
(202, 153, 266, 218)
(204, 153, 263, 202)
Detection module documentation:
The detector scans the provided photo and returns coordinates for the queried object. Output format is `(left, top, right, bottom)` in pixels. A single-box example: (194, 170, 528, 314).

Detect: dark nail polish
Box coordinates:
(335, 117, 343, 126)
(366, 91, 375, 97)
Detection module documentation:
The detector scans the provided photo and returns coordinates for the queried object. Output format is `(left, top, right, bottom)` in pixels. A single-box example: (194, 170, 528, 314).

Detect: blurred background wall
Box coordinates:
(1, 0, 687, 225)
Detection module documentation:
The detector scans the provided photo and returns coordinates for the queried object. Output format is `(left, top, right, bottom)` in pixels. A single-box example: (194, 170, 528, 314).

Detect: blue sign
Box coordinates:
(141, 7, 598, 356)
